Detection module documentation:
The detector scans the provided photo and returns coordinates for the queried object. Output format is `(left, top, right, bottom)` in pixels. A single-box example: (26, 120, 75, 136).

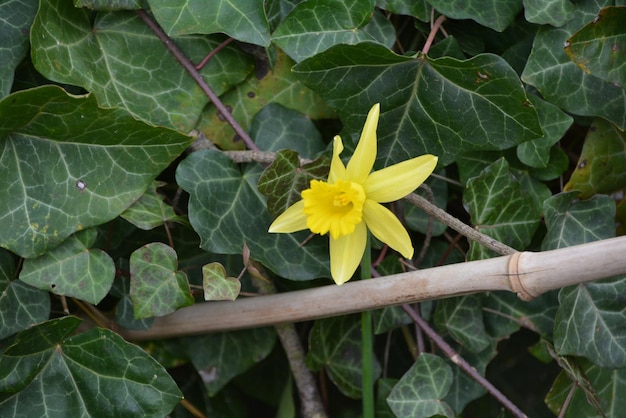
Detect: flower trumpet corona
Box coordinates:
(269, 104, 438, 285)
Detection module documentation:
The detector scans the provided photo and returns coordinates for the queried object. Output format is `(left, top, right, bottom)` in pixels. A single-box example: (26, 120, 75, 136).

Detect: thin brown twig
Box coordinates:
(136, 10, 259, 151)
(195, 37, 234, 70)
(402, 304, 528, 418)
(558, 383, 577, 418)
(422, 14, 447, 55)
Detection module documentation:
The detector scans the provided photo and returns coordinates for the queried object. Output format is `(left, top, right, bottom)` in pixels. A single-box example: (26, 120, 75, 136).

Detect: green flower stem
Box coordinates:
(361, 235, 374, 418)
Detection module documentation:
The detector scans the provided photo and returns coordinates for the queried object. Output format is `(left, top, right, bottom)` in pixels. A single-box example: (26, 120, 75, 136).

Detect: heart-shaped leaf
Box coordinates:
(202, 262, 241, 301)
(20, 229, 115, 304)
(0, 85, 192, 258)
(130, 242, 193, 318)
(121, 181, 186, 230)
(387, 353, 455, 418)
(428, 0, 521, 31)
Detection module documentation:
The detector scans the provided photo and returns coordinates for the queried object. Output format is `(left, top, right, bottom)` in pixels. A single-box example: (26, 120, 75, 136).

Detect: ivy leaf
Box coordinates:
(198, 49, 334, 150)
(272, 0, 395, 62)
(541, 192, 615, 250)
(464, 158, 542, 260)
(428, 0, 521, 31)
(250, 103, 326, 158)
(147, 0, 270, 46)
(176, 149, 330, 280)
(523, 0, 575, 27)
(31, 0, 253, 131)
(181, 327, 275, 396)
(0, 85, 192, 258)
(121, 181, 186, 230)
(434, 295, 490, 353)
(20, 229, 115, 305)
(565, 6, 626, 86)
(0, 0, 38, 98)
(0, 316, 183, 418)
(307, 315, 381, 398)
(546, 357, 624, 417)
(258, 150, 330, 217)
(294, 43, 542, 166)
(202, 262, 241, 301)
(542, 192, 626, 368)
(386, 353, 455, 418)
(74, 0, 141, 10)
(129, 242, 193, 319)
(377, 0, 430, 22)
(516, 94, 573, 168)
(564, 118, 626, 199)
(522, 1, 626, 129)
(0, 249, 50, 339)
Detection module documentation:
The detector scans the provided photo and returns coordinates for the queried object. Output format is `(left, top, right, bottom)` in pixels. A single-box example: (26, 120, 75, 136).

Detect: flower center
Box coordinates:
(302, 179, 366, 240)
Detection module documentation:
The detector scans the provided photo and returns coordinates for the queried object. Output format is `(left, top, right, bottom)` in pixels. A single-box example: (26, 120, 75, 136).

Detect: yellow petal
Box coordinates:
(268, 200, 308, 233)
(362, 200, 413, 258)
(364, 155, 438, 203)
(328, 136, 346, 184)
(346, 104, 379, 184)
(329, 222, 367, 285)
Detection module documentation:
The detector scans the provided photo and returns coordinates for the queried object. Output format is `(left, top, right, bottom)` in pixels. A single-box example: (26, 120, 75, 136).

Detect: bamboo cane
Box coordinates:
(119, 236, 626, 341)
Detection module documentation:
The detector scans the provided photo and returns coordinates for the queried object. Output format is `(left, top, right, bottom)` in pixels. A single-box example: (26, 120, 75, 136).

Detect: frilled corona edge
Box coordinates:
(118, 236, 626, 341)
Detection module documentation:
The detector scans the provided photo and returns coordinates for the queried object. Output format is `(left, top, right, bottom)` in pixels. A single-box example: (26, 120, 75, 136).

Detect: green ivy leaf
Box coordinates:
(542, 192, 615, 250)
(198, 49, 334, 150)
(516, 94, 573, 168)
(182, 327, 276, 396)
(0, 316, 183, 417)
(522, 0, 626, 129)
(0, 85, 192, 258)
(376, 0, 430, 22)
(147, 0, 271, 46)
(428, 0, 521, 31)
(121, 181, 185, 230)
(111, 266, 154, 331)
(272, 0, 395, 62)
(0, 249, 50, 339)
(565, 6, 626, 86)
(31, 0, 253, 131)
(546, 357, 625, 417)
(20, 229, 115, 305)
(523, 0, 575, 27)
(564, 118, 626, 199)
(202, 262, 241, 301)
(74, 0, 141, 10)
(294, 43, 542, 166)
(129, 242, 193, 318)
(307, 315, 381, 398)
(0, 0, 38, 98)
(176, 149, 330, 280)
(258, 149, 330, 217)
(464, 158, 543, 260)
(434, 295, 490, 353)
(251, 103, 326, 158)
(387, 353, 455, 418)
(541, 192, 626, 368)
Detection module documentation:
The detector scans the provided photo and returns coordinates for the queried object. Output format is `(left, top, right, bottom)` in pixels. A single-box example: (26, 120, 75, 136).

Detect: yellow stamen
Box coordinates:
(302, 179, 366, 240)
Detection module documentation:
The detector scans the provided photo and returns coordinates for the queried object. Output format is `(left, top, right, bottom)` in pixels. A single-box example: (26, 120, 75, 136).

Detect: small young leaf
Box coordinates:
(130, 242, 193, 318)
(202, 262, 241, 301)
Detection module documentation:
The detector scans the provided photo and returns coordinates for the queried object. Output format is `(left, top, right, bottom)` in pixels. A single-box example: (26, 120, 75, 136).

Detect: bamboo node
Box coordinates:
(508, 252, 535, 301)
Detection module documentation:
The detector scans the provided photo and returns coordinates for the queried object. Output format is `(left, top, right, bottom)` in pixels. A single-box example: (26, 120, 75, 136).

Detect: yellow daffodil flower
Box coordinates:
(269, 104, 438, 285)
